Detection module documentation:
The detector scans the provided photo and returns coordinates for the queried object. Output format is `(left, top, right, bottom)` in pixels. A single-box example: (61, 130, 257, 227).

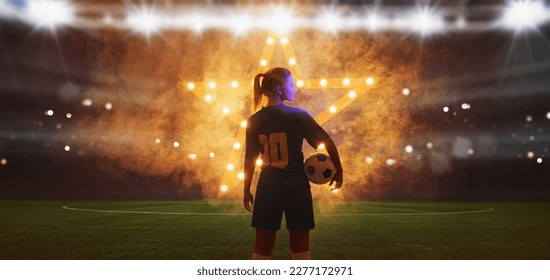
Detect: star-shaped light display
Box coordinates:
(182, 31, 377, 199)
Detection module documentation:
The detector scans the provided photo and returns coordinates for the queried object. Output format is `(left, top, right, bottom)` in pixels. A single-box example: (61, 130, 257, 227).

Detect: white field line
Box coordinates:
(317, 208, 495, 216)
(62, 205, 250, 216)
(62, 205, 495, 216)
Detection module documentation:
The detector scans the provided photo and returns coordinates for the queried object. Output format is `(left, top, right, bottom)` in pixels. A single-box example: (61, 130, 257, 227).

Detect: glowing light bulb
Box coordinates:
(204, 94, 212, 102)
(468, 149, 474, 155)
(318, 143, 325, 150)
(348, 91, 356, 98)
(267, 37, 274, 45)
(233, 142, 241, 149)
(386, 158, 396, 166)
(222, 107, 230, 115)
(155, 138, 160, 144)
(64, 146, 70, 152)
(188, 154, 197, 160)
(260, 59, 267, 66)
(227, 163, 234, 171)
(527, 151, 534, 158)
(331, 188, 339, 193)
(426, 142, 434, 149)
(209, 152, 215, 158)
(208, 82, 216, 89)
(173, 141, 180, 148)
(82, 98, 92, 107)
(231, 81, 238, 88)
(296, 80, 304, 87)
(443, 106, 449, 113)
(402, 88, 410, 96)
(45, 110, 54, 116)
(320, 79, 327, 87)
(241, 121, 247, 128)
(281, 37, 289, 44)
(220, 185, 228, 192)
(256, 159, 263, 166)
(405, 145, 413, 153)
(329, 105, 337, 113)
(187, 82, 195, 90)
(238, 172, 245, 180)
(289, 58, 296, 65)
(66, 113, 72, 119)
(462, 103, 471, 110)
(366, 156, 374, 164)
(526, 115, 533, 122)
(537, 158, 543, 164)
(366, 77, 374, 85)
(105, 102, 113, 110)
(343, 78, 350, 86)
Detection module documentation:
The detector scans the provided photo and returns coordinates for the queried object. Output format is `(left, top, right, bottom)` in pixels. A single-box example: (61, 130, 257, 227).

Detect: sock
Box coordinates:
(291, 251, 311, 260)
(252, 252, 271, 260)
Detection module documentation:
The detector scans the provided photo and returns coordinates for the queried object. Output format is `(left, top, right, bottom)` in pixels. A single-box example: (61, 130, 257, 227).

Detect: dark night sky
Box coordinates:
(0, 1, 549, 200)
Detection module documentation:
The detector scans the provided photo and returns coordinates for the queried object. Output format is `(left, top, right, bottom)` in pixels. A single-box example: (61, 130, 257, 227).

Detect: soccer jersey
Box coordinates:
(245, 104, 330, 187)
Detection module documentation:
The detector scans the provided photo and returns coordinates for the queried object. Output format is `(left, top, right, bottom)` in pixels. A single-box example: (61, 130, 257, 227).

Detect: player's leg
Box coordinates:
(251, 185, 284, 260)
(282, 186, 314, 260)
(253, 228, 277, 259)
(289, 229, 311, 260)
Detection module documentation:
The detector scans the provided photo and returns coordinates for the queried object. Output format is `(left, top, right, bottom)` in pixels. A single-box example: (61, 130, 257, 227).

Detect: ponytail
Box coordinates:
(253, 73, 264, 112)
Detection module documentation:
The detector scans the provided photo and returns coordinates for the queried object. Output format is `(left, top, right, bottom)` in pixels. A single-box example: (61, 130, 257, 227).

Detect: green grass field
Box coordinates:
(0, 200, 549, 259)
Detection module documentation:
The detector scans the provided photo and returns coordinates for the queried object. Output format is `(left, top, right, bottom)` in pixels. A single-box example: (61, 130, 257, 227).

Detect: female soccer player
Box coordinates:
(243, 67, 343, 260)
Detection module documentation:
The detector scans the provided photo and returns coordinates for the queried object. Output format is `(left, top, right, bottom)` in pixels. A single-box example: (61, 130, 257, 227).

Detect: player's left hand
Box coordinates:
(329, 170, 343, 191)
(243, 191, 254, 212)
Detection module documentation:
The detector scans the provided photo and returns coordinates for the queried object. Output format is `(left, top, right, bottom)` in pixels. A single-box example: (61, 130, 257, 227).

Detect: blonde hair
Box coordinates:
(253, 67, 292, 112)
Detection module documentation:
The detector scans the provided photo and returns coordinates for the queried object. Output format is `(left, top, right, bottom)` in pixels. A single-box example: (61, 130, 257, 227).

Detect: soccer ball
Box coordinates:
(304, 152, 336, 184)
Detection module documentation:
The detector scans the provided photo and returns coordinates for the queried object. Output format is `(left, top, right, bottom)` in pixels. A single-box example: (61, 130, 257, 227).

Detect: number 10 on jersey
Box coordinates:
(258, 132, 289, 169)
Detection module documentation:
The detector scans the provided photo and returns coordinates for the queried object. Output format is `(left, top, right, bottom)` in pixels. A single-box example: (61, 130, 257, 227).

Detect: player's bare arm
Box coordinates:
(324, 138, 343, 189)
(243, 157, 256, 212)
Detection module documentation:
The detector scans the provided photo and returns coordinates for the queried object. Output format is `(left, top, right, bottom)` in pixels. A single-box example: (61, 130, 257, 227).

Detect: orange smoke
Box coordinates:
(71, 28, 431, 200)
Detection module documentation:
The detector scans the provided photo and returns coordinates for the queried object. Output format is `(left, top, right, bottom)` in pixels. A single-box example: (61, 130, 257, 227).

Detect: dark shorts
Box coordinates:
(251, 185, 315, 231)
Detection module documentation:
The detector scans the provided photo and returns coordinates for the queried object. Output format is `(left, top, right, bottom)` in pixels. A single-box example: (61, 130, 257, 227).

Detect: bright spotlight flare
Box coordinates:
(9, 3, 550, 36)
(317, 7, 344, 34)
(17, 0, 75, 30)
(501, 0, 549, 31)
(230, 12, 252, 36)
(126, 5, 165, 37)
(407, 6, 445, 35)
(267, 6, 296, 33)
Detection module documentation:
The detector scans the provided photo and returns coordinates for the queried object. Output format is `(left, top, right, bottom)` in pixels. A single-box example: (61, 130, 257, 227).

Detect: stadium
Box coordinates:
(1, 0, 549, 260)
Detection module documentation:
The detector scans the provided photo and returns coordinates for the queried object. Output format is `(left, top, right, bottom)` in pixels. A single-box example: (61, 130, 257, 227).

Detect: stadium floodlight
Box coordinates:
(24, 0, 75, 30)
(410, 7, 445, 36)
(268, 6, 295, 34)
(126, 5, 163, 38)
(317, 8, 343, 34)
(230, 12, 252, 36)
(500, 0, 548, 31)
(365, 12, 384, 32)
(455, 16, 468, 29)
(189, 13, 206, 33)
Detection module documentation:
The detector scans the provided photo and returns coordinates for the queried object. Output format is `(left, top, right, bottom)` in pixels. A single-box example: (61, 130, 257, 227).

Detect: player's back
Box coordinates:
(247, 104, 328, 187)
